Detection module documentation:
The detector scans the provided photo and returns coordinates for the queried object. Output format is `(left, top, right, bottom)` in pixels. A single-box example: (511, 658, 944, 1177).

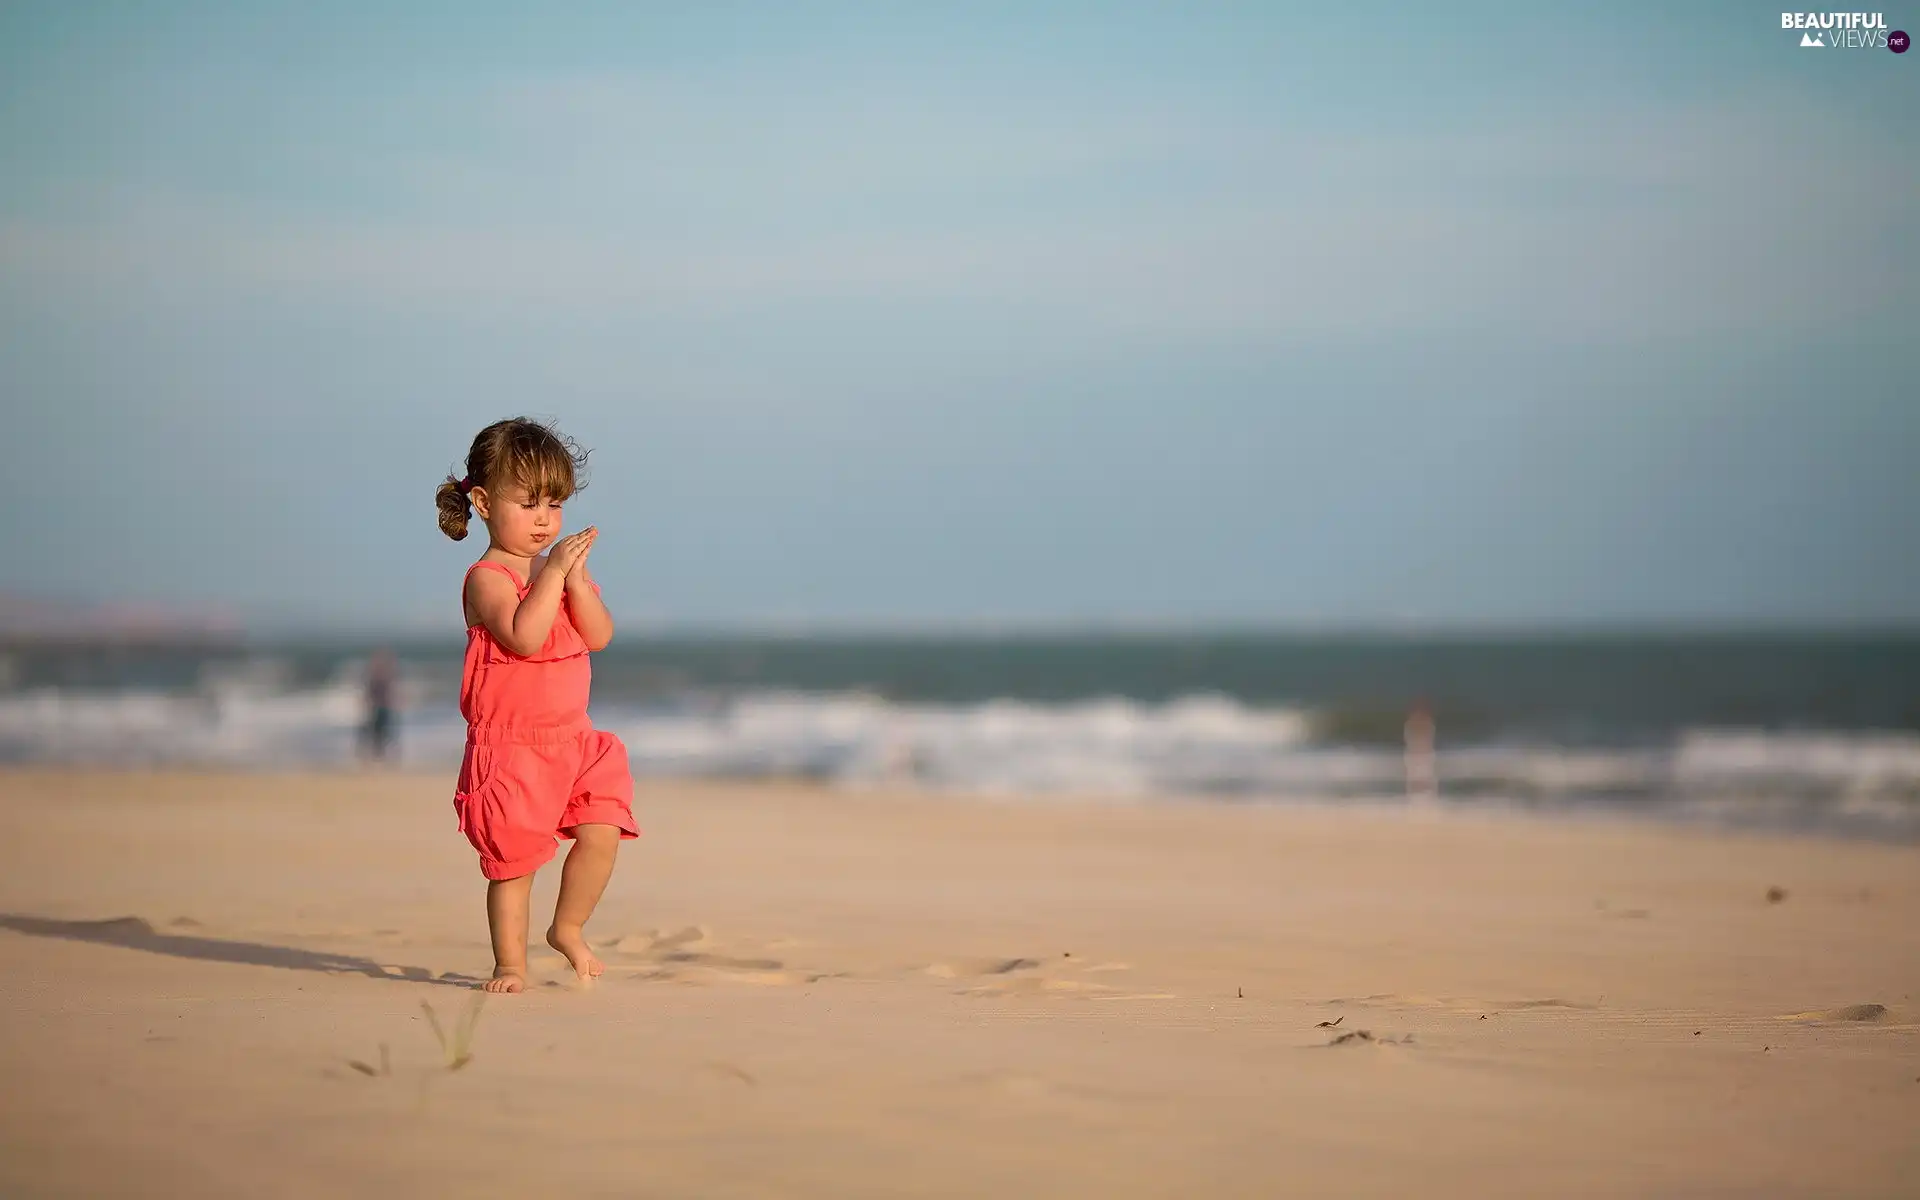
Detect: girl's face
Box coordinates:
(474, 481, 565, 558)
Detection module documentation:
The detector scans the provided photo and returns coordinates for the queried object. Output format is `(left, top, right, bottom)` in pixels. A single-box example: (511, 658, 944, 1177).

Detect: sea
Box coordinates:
(2, 632, 1917, 839)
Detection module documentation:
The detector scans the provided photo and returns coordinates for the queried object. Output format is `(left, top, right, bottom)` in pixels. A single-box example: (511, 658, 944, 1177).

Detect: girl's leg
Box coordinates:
(547, 823, 621, 980)
(485, 874, 535, 993)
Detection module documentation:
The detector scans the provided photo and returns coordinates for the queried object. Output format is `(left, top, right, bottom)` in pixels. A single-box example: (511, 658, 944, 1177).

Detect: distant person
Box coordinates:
(360, 648, 398, 763)
(435, 417, 636, 994)
(1404, 698, 1437, 806)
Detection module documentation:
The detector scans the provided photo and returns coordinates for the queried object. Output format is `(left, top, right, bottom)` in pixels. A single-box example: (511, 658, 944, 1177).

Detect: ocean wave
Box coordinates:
(0, 684, 1914, 835)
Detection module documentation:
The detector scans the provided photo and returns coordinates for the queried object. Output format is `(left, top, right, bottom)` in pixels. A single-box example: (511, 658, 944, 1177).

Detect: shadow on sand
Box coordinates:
(0, 913, 480, 988)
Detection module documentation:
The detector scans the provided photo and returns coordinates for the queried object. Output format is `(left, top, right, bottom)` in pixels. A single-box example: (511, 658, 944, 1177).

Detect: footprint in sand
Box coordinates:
(1778, 1003, 1889, 1024)
(923, 957, 1041, 980)
(610, 925, 707, 960)
(1325, 1029, 1417, 1047)
(1325, 994, 1594, 1015)
(923, 955, 1151, 998)
(607, 925, 822, 987)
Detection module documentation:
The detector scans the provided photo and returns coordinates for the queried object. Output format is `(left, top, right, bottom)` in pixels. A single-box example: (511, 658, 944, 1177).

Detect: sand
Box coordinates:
(0, 769, 1915, 1198)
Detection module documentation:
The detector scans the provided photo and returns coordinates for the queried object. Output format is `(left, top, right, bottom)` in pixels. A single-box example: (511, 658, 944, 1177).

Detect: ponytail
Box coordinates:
(435, 475, 473, 541)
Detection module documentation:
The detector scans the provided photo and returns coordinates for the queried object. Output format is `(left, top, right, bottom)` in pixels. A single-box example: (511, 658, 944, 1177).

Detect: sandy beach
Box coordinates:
(0, 769, 1914, 1197)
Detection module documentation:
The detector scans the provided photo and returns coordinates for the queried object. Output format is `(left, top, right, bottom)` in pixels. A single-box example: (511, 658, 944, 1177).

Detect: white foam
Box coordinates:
(1673, 729, 1920, 785)
(0, 684, 1914, 833)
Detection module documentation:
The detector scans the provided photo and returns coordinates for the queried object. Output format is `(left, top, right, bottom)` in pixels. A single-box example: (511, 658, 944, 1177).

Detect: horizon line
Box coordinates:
(223, 615, 1920, 644)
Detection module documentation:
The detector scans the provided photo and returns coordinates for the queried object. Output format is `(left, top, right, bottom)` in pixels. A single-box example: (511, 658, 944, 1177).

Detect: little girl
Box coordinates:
(434, 417, 638, 993)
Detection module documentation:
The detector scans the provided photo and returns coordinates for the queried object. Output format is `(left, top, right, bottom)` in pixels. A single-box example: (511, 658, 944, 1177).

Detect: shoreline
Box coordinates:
(2, 763, 1912, 847)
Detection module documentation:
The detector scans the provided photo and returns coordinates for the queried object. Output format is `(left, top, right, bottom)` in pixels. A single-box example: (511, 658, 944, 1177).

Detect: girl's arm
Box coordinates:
(467, 530, 596, 656)
(565, 555, 614, 651)
(467, 567, 568, 657)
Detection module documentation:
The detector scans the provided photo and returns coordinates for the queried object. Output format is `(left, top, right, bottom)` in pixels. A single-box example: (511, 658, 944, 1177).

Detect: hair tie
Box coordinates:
(456, 476, 473, 494)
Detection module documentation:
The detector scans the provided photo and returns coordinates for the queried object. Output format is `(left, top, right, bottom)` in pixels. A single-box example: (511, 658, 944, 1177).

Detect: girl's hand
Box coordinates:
(567, 527, 598, 579)
(547, 527, 597, 577)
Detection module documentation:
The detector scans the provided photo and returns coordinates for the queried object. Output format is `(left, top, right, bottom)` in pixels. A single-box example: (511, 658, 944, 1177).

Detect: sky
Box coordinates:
(1, 1, 1914, 632)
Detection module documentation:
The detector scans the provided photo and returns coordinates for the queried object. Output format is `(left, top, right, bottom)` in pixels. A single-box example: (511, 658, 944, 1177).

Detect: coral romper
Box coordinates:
(454, 561, 638, 880)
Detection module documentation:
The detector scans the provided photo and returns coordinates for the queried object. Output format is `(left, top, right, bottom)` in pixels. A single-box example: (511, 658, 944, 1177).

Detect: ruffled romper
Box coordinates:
(453, 561, 638, 880)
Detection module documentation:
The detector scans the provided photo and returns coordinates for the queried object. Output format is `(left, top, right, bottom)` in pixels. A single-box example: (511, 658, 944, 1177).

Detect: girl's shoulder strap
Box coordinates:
(464, 560, 529, 599)
(462, 560, 529, 630)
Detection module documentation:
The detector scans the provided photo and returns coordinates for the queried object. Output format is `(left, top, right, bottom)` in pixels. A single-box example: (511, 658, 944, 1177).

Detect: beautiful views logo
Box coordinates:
(1781, 11, 1905, 48)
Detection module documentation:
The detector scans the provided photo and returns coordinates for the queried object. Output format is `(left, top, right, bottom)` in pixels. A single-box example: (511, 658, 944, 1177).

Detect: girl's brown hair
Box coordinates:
(435, 417, 591, 541)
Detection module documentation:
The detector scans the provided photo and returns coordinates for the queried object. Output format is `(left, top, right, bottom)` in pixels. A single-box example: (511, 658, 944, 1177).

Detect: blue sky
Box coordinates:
(1, 2, 1914, 631)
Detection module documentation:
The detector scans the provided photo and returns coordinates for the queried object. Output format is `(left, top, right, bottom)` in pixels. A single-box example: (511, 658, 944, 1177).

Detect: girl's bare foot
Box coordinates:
(485, 968, 525, 994)
(546, 923, 604, 981)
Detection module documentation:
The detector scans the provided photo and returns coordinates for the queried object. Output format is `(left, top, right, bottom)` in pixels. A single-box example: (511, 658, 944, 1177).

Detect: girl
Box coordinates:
(435, 417, 638, 993)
